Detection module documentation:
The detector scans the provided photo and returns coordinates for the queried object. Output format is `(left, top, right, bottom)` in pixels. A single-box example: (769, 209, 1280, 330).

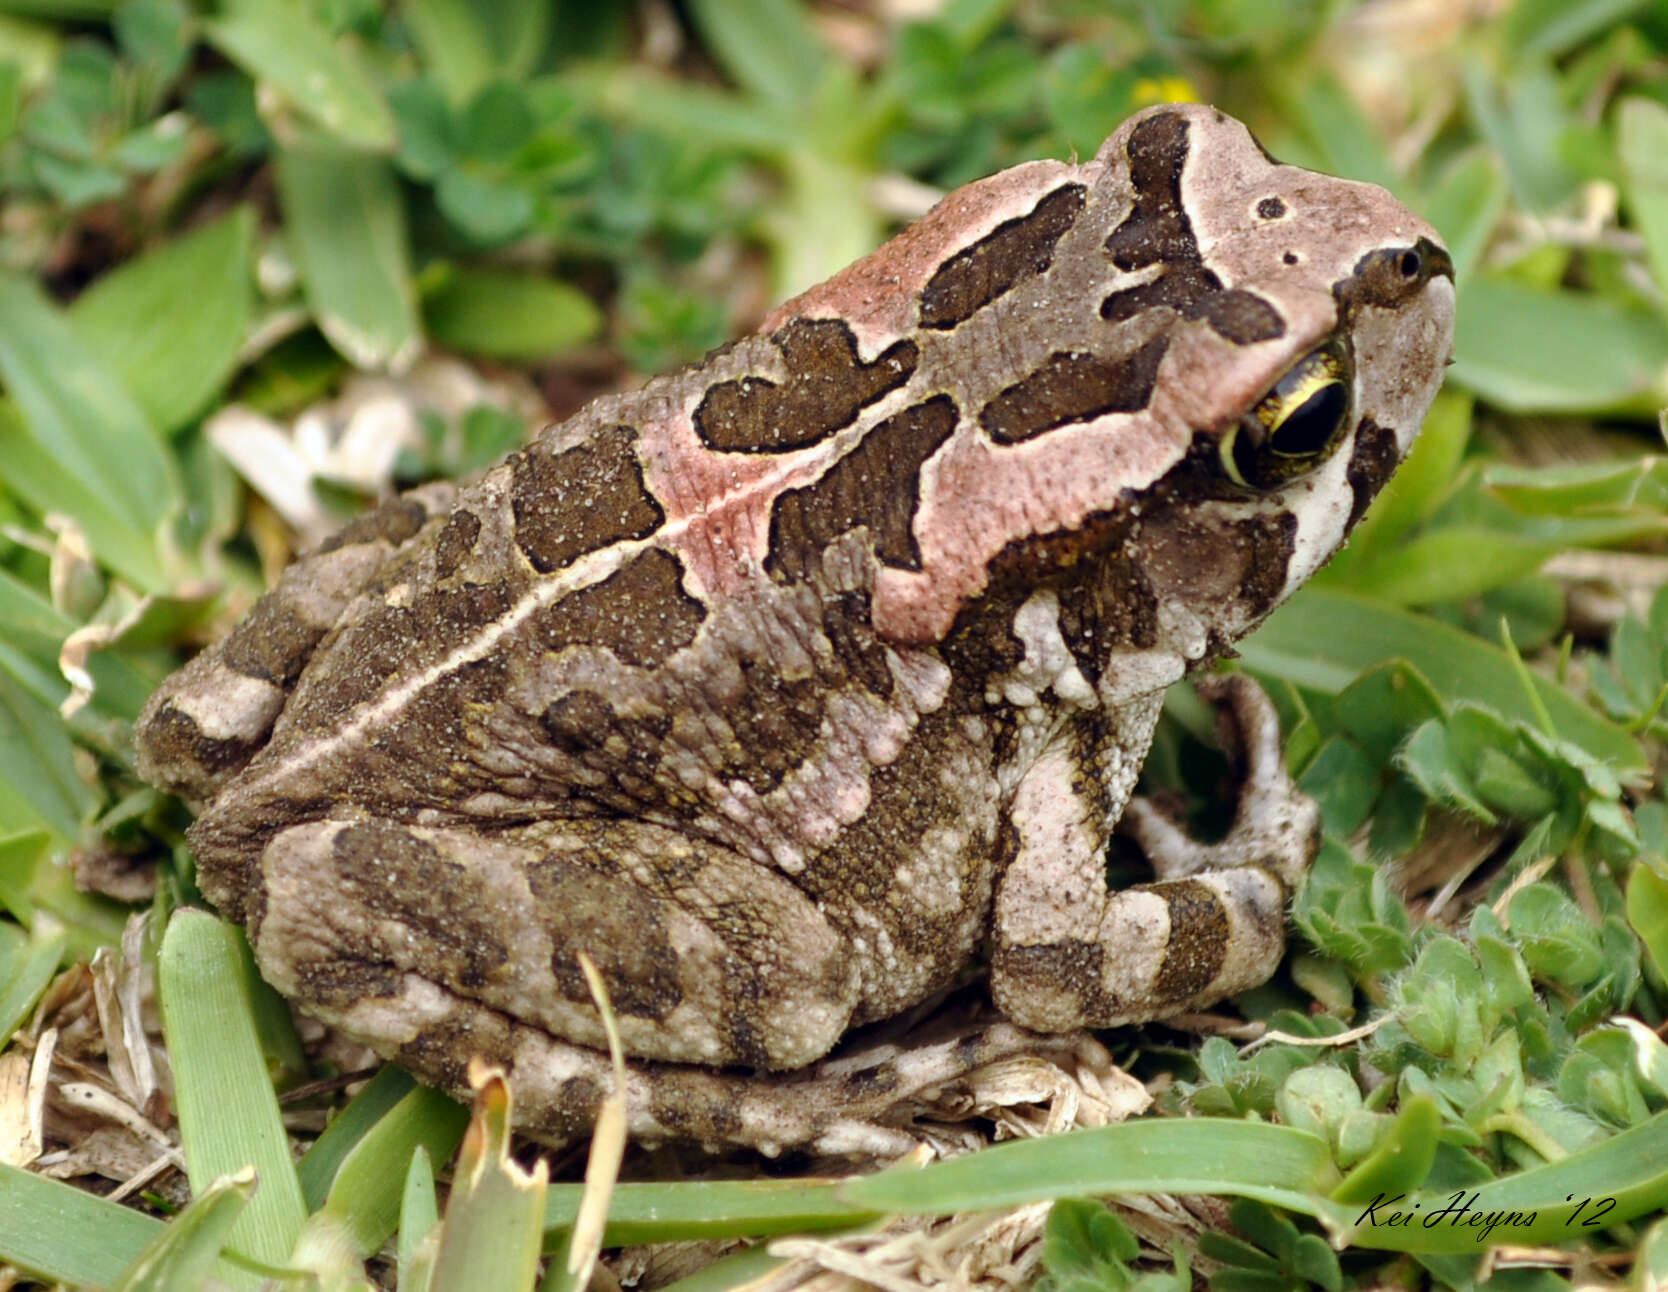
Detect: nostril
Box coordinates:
(1399, 248, 1422, 278)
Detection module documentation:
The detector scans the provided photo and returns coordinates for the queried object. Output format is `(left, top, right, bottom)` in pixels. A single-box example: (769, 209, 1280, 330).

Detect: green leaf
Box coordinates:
(158, 910, 308, 1272)
(457, 80, 533, 161)
(434, 166, 533, 243)
(1626, 861, 1668, 986)
(1449, 275, 1668, 414)
(274, 142, 422, 370)
(685, 0, 827, 111)
(1243, 590, 1647, 782)
(1344, 527, 1557, 606)
(1040, 1197, 1137, 1285)
(112, 0, 191, 84)
(0, 274, 180, 588)
(0, 1162, 163, 1288)
(401, 0, 495, 103)
(203, 0, 395, 151)
(1331, 1096, 1442, 1205)
(1398, 721, 1497, 824)
(425, 267, 601, 360)
(69, 207, 253, 433)
(1619, 97, 1668, 301)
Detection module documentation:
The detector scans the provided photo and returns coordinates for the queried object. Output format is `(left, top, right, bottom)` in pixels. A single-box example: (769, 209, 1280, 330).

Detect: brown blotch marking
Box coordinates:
(290, 957, 402, 1010)
(332, 821, 510, 989)
(694, 318, 918, 453)
(397, 1009, 516, 1097)
(140, 702, 261, 779)
(526, 855, 683, 1022)
(1235, 510, 1298, 618)
(1197, 290, 1285, 345)
(316, 495, 428, 554)
(433, 510, 482, 580)
(979, 338, 1169, 443)
(1055, 547, 1159, 685)
(289, 580, 515, 730)
(843, 1062, 903, 1097)
(766, 394, 959, 580)
(511, 424, 663, 574)
(648, 1070, 745, 1138)
(1256, 196, 1286, 219)
(821, 591, 894, 699)
(539, 693, 683, 818)
(533, 548, 705, 669)
(1143, 877, 1229, 1000)
(1345, 418, 1401, 530)
(519, 1074, 610, 1145)
(1100, 113, 1284, 346)
(797, 705, 991, 986)
(943, 599, 1026, 695)
(994, 938, 1115, 1015)
(221, 597, 326, 687)
(720, 663, 827, 794)
(917, 183, 1088, 328)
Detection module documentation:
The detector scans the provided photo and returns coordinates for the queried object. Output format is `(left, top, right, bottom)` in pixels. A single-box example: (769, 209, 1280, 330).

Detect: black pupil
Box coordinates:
(1399, 248, 1422, 277)
(1274, 383, 1348, 456)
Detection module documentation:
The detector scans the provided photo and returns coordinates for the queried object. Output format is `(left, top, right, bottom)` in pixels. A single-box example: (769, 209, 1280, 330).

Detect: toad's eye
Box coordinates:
(1221, 342, 1353, 489)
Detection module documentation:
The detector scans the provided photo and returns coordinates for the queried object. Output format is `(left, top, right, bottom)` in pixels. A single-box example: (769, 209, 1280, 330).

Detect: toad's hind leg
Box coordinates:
(991, 674, 1319, 1031)
(244, 813, 870, 1075)
(134, 484, 456, 802)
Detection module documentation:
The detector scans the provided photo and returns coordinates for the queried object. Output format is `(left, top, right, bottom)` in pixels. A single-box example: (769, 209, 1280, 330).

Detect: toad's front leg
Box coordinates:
(991, 675, 1319, 1031)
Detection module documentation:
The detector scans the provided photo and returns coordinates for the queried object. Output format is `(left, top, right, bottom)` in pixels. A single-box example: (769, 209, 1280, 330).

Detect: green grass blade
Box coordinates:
(69, 207, 254, 434)
(841, 1119, 1336, 1217)
(0, 275, 180, 587)
(0, 929, 64, 1041)
(1319, 1108, 1668, 1251)
(297, 1065, 418, 1209)
(0, 1162, 161, 1288)
(315, 1084, 470, 1257)
(110, 1168, 255, 1292)
(0, 565, 72, 662)
(274, 143, 422, 371)
(203, 0, 394, 151)
(1619, 96, 1668, 300)
(431, 1074, 546, 1292)
(544, 1177, 880, 1247)
(399, 1147, 440, 1292)
(1242, 589, 1647, 780)
(157, 909, 308, 1274)
(0, 402, 165, 591)
(0, 659, 96, 842)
